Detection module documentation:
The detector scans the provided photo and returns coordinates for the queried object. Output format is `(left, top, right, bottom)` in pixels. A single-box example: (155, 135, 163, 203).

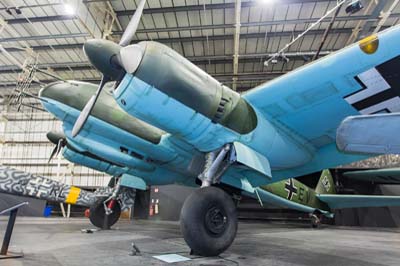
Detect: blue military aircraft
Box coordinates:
(37, 0, 400, 256)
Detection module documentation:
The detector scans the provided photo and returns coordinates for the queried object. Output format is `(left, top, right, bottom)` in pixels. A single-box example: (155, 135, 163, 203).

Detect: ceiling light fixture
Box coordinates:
(345, 0, 363, 14)
(5, 7, 22, 15)
(64, 3, 75, 15)
(259, 0, 275, 4)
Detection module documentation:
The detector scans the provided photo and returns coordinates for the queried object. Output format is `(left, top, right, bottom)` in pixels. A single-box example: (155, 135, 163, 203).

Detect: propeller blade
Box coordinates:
(72, 76, 109, 137)
(48, 144, 59, 163)
(119, 0, 147, 47)
(48, 139, 66, 163)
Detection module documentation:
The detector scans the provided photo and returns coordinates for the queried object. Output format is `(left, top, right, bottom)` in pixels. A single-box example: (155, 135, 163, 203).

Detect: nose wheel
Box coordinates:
(180, 186, 237, 256)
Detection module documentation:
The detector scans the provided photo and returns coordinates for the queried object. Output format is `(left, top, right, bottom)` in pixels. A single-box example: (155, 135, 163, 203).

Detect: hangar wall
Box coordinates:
(0, 109, 111, 188)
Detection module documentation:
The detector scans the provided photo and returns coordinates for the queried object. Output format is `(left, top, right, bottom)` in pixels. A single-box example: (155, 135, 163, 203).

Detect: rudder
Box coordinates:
(315, 169, 336, 194)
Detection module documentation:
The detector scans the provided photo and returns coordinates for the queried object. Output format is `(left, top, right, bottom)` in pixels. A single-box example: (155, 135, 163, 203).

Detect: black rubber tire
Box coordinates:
(311, 214, 321, 229)
(89, 199, 121, 229)
(180, 186, 237, 256)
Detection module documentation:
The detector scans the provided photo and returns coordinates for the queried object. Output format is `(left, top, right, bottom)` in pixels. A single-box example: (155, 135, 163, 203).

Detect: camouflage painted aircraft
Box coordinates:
(258, 169, 400, 227)
(28, 0, 400, 256)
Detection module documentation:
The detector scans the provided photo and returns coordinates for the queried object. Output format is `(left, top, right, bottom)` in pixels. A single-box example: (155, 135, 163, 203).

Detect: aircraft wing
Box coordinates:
(343, 168, 400, 184)
(243, 25, 400, 179)
(317, 194, 400, 209)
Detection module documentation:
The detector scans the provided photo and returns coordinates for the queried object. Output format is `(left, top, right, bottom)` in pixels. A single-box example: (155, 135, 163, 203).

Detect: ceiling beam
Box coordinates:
(0, 71, 283, 90)
(4, 15, 75, 24)
(359, 0, 388, 38)
(346, 0, 388, 45)
(0, 50, 332, 74)
(232, 0, 242, 91)
(3, 1, 326, 25)
(0, 3, 64, 11)
(374, 0, 400, 34)
(132, 15, 396, 33)
(74, 0, 103, 38)
(5, 9, 400, 29)
(2, 27, 355, 47)
(0, 33, 90, 43)
(115, 0, 333, 16)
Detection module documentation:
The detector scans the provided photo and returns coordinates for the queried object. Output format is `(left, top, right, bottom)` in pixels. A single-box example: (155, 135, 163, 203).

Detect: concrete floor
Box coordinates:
(1, 217, 400, 266)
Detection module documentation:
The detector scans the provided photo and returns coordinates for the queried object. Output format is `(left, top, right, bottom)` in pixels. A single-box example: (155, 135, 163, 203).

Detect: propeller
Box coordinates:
(119, 0, 147, 47)
(71, 0, 147, 137)
(47, 131, 67, 163)
(71, 75, 110, 137)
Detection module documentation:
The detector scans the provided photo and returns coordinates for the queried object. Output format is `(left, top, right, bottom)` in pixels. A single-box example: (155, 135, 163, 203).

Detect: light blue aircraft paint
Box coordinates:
(112, 24, 400, 184)
(40, 24, 400, 198)
(41, 98, 197, 188)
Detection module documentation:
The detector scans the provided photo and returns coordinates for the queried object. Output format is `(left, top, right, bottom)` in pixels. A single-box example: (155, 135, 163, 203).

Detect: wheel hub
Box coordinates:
(204, 205, 227, 236)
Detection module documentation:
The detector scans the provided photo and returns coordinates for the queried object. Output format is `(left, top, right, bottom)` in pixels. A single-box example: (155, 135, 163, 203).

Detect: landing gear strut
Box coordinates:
(88, 177, 136, 229)
(180, 186, 237, 256)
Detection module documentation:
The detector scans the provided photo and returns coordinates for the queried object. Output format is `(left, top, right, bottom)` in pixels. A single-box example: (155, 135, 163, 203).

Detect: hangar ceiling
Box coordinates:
(0, 0, 400, 96)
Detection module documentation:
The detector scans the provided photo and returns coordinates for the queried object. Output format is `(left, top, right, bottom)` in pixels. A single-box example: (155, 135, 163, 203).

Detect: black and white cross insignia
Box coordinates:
(284, 179, 298, 200)
(344, 56, 400, 114)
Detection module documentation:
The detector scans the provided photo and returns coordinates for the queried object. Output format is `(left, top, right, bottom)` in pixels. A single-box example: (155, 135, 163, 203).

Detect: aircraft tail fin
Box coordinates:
(315, 169, 336, 195)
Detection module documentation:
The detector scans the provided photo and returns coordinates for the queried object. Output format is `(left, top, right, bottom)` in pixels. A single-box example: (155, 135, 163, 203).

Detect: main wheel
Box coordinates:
(89, 198, 121, 229)
(311, 214, 321, 228)
(180, 186, 237, 256)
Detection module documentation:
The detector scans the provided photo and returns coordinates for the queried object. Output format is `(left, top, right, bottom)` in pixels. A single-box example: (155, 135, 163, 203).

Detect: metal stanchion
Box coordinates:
(0, 202, 28, 259)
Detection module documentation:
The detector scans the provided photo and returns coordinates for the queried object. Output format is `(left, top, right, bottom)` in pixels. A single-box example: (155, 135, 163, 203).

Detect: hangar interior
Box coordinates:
(1, 0, 400, 265)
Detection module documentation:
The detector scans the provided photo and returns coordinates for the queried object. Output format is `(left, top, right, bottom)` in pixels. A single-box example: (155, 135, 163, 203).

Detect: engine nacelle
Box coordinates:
(114, 41, 258, 151)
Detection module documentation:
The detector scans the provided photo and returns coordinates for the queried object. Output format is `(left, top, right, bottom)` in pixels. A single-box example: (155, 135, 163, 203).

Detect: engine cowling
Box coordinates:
(117, 41, 257, 135)
(113, 41, 259, 152)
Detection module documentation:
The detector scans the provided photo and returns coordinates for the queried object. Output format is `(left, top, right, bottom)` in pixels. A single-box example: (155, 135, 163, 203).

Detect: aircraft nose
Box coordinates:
(39, 81, 95, 110)
(83, 39, 123, 80)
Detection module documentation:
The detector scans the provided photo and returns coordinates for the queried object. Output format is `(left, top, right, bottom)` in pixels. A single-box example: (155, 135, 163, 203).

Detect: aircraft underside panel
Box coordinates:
(62, 146, 190, 187)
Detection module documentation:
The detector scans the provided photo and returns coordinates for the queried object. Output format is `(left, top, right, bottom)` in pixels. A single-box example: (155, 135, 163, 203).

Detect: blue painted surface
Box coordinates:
(120, 174, 147, 190)
(317, 194, 400, 209)
(112, 25, 400, 182)
(113, 75, 313, 173)
(243, 25, 400, 179)
(41, 99, 195, 187)
(39, 25, 400, 205)
(233, 142, 272, 178)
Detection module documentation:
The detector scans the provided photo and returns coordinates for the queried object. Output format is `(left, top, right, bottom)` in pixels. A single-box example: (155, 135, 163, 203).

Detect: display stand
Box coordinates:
(0, 202, 28, 259)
